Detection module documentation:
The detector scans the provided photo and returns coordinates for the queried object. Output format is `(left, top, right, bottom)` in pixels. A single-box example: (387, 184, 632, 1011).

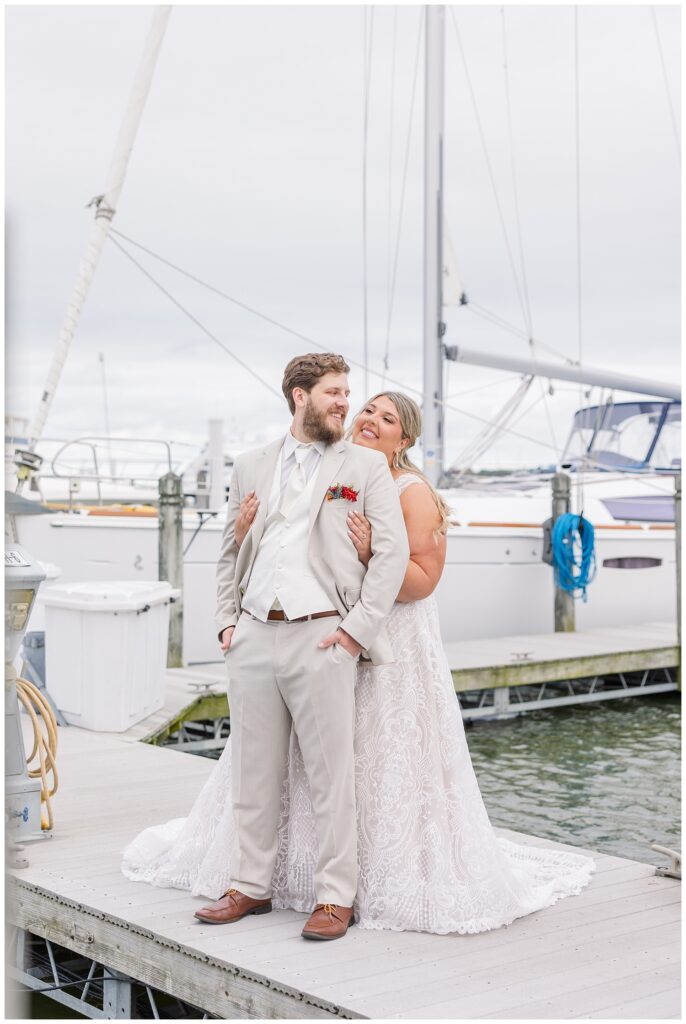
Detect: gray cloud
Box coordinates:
(6, 5, 680, 469)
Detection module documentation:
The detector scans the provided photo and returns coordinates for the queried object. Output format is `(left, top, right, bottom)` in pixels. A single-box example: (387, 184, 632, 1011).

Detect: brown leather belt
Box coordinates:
(266, 610, 339, 623)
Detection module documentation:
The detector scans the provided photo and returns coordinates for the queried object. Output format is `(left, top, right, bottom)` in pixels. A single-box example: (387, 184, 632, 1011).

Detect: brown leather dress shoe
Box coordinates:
(194, 888, 272, 924)
(301, 903, 355, 941)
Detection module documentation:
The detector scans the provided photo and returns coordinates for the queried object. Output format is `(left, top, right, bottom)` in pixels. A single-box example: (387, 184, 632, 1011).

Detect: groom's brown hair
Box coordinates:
(282, 353, 350, 414)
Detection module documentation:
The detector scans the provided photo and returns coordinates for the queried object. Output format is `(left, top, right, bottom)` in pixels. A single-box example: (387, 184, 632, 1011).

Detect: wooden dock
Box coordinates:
(445, 621, 678, 691)
(7, 722, 680, 1019)
(445, 620, 679, 718)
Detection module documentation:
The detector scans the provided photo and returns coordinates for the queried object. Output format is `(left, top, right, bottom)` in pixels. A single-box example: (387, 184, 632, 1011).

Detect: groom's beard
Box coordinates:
(302, 397, 346, 445)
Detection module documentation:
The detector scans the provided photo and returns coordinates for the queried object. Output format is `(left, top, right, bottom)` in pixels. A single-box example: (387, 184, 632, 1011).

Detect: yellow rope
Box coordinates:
(15, 676, 59, 830)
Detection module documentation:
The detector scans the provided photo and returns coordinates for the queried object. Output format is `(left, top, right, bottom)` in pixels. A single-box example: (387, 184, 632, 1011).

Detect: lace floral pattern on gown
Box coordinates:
(122, 476, 594, 934)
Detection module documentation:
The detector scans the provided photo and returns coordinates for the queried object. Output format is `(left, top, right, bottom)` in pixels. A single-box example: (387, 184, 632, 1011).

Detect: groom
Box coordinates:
(195, 353, 408, 940)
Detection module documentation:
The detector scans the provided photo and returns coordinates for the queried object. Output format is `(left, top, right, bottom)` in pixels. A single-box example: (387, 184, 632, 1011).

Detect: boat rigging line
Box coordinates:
(507, 387, 553, 433)
(108, 227, 561, 455)
(466, 302, 576, 364)
(649, 6, 681, 164)
(500, 6, 533, 340)
(382, 6, 424, 386)
(109, 228, 328, 351)
(574, 5, 585, 512)
(184, 511, 219, 557)
(362, 5, 375, 398)
(449, 374, 535, 473)
(446, 373, 522, 399)
(107, 235, 282, 401)
(500, 6, 559, 457)
(448, 7, 529, 335)
(438, 393, 557, 454)
(98, 351, 115, 480)
(446, 7, 581, 461)
(385, 6, 398, 376)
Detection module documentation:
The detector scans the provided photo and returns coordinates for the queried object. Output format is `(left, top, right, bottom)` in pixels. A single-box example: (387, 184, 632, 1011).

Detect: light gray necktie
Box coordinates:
(280, 444, 310, 514)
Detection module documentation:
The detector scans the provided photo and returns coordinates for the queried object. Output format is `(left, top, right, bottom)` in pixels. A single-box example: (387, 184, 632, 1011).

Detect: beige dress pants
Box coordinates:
(226, 611, 358, 906)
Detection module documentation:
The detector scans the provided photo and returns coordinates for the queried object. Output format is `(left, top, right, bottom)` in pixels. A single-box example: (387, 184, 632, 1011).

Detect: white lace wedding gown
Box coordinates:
(122, 475, 594, 934)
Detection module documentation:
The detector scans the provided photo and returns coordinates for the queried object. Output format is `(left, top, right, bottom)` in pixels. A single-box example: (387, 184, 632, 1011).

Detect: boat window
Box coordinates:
(602, 557, 662, 569)
(651, 403, 682, 470)
(562, 401, 681, 470)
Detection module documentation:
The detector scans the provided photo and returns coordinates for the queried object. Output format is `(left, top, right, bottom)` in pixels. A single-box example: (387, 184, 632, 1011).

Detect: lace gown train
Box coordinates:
(122, 595, 594, 935)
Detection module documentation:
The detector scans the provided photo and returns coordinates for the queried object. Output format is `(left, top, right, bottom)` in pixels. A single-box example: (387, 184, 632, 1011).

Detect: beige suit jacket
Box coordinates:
(215, 436, 409, 665)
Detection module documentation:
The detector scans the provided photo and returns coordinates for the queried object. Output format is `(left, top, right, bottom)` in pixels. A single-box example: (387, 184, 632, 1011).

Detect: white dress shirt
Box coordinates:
(280, 431, 326, 494)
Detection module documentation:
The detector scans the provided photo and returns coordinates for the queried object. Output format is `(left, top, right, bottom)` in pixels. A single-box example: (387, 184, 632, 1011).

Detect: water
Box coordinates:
(466, 694, 681, 862)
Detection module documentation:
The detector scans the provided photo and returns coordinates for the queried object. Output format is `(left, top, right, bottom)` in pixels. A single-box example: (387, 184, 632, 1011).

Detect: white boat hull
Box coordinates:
(16, 499, 677, 665)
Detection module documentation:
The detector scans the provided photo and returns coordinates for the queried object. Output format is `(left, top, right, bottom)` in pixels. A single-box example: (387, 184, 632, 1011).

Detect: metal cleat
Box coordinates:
(187, 681, 221, 695)
(651, 844, 681, 879)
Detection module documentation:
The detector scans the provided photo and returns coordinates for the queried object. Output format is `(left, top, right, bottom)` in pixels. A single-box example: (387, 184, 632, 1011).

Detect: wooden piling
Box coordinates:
(158, 471, 183, 668)
(552, 471, 575, 632)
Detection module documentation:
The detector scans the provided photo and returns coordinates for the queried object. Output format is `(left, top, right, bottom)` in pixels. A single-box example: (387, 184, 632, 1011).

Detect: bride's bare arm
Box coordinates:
(395, 484, 446, 602)
(348, 483, 446, 601)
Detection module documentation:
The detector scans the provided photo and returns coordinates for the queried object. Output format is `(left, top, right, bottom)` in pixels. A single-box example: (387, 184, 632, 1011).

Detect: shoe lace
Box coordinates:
(323, 903, 337, 918)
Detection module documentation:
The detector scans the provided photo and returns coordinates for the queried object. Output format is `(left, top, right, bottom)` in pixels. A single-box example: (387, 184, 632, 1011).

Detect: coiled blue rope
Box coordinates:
(551, 513, 597, 602)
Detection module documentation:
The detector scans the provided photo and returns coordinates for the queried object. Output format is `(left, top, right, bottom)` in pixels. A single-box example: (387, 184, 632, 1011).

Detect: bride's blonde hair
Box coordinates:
(349, 391, 451, 536)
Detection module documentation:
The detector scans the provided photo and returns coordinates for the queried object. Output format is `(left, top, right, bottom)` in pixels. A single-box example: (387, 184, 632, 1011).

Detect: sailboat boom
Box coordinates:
(446, 345, 680, 401)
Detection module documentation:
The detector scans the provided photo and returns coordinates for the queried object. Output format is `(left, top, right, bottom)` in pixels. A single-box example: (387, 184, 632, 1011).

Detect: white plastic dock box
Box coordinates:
(41, 581, 180, 732)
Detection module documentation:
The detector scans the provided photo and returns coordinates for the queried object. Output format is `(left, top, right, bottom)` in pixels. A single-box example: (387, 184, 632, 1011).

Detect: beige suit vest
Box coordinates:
(242, 448, 336, 620)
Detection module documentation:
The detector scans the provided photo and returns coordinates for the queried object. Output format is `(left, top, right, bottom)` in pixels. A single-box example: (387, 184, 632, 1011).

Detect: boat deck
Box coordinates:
(8, 723, 681, 1019)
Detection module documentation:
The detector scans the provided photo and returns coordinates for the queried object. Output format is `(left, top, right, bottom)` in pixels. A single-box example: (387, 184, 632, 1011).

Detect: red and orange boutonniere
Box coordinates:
(326, 483, 359, 502)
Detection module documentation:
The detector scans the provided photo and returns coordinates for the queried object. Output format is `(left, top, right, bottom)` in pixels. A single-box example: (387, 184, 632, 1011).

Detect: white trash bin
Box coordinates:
(41, 581, 180, 732)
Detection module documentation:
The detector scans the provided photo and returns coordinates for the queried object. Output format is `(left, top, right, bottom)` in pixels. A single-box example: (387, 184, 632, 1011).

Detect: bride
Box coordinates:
(122, 391, 594, 935)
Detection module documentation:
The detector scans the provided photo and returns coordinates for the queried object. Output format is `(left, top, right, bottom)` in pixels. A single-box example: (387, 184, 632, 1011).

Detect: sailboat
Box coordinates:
(8, 6, 679, 664)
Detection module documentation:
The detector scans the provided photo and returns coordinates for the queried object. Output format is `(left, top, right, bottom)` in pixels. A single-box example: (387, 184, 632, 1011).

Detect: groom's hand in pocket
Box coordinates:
(318, 628, 363, 659)
(220, 626, 236, 652)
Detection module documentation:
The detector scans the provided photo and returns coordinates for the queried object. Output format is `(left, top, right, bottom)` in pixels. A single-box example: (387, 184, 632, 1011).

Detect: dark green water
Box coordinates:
(467, 694, 681, 863)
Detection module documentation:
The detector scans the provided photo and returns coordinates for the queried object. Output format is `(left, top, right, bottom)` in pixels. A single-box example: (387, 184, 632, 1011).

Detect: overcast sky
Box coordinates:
(6, 4, 681, 470)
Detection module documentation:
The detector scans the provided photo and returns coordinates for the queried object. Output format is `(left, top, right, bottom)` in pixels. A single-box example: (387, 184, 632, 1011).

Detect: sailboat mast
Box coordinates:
(17, 6, 172, 491)
(422, 5, 446, 486)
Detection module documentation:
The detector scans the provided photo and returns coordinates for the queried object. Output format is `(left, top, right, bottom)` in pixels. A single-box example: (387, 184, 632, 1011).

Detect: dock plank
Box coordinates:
(584, 983, 681, 1020)
(479, 964, 680, 1019)
(314, 926, 678, 1008)
(357, 943, 677, 1019)
(255, 902, 680, 992)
